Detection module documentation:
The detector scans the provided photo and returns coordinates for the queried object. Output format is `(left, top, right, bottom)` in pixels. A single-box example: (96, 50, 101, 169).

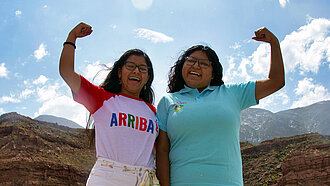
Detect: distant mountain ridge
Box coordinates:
(1, 112, 329, 185)
(4, 100, 330, 143)
(34, 115, 83, 129)
(240, 100, 330, 144)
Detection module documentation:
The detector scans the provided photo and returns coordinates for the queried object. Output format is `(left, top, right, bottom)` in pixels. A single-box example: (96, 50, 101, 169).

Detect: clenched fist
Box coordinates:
(252, 27, 278, 45)
(68, 22, 93, 40)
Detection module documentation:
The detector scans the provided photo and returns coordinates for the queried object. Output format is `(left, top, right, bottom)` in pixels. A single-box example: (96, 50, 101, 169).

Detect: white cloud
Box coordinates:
(34, 43, 49, 60)
(23, 80, 35, 89)
(43, 5, 48, 8)
(224, 39, 273, 82)
(134, 28, 174, 43)
(15, 10, 22, 16)
(0, 63, 8, 78)
(281, 17, 330, 74)
(253, 91, 290, 112)
(224, 57, 253, 83)
(232, 17, 330, 79)
(249, 43, 271, 76)
(238, 58, 251, 81)
(0, 108, 4, 115)
(82, 61, 113, 85)
(20, 89, 35, 99)
(22, 76, 48, 89)
(36, 83, 60, 102)
(33, 75, 48, 85)
(223, 56, 237, 82)
(230, 42, 242, 50)
(32, 79, 87, 127)
(131, 0, 153, 10)
(224, 40, 270, 83)
(0, 94, 20, 104)
(34, 95, 87, 127)
(279, 0, 289, 8)
(291, 78, 330, 108)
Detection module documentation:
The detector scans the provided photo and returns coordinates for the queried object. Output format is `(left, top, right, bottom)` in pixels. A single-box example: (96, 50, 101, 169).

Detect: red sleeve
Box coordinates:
(146, 103, 156, 115)
(73, 75, 114, 114)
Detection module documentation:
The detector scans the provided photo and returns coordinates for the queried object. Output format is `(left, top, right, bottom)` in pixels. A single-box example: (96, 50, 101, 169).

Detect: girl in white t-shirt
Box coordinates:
(59, 22, 159, 186)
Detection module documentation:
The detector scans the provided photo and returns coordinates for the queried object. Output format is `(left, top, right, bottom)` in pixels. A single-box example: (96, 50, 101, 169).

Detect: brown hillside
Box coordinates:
(242, 133, 330, 185)
(1, 112, 329, 185)
(0, 112, 96, 185)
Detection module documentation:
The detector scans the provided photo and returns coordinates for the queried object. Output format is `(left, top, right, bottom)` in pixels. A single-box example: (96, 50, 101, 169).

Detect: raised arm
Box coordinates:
(59, 22, 93, 94)
(156, 130, 171, 186)
(253, 27, 285, 101)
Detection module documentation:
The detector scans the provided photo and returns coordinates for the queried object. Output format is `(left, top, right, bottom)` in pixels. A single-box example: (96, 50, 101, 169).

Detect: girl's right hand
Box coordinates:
(69, 22, 93, 39)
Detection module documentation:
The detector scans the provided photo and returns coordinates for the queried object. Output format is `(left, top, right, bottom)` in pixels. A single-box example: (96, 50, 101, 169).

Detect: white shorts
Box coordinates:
(86, 157, 159, 186)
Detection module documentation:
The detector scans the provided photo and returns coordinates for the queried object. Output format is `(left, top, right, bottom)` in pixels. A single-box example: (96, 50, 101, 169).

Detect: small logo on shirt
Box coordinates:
(171, 102, 186, 112)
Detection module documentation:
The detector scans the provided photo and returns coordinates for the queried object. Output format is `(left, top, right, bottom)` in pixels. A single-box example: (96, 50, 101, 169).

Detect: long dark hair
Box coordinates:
(86, 49, 154, 145)
(168, 45, 224, 93)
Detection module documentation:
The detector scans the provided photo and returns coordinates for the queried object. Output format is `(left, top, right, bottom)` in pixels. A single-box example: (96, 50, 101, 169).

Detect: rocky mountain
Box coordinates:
(1, 112, 329, 185)
(0, 112, 95, 185)
(34, 115, 83, 129)
(240, 100, 330, 144)
(241, 133, 330, 185)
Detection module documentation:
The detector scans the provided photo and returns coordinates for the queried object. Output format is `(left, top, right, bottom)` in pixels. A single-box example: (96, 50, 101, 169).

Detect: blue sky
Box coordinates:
(0, 0, 329, 127)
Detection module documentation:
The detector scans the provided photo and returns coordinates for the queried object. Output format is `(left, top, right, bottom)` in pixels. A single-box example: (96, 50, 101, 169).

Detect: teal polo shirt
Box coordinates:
(156, 81, 258, 185)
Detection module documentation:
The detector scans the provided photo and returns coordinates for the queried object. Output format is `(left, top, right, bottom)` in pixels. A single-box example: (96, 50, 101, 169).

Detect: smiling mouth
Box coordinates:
(189, 71, 201, 77)
(128, 77, 141, 82)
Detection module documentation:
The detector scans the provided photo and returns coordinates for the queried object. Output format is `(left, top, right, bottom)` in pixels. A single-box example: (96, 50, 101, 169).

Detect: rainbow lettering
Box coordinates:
(110, 112, 158, 134)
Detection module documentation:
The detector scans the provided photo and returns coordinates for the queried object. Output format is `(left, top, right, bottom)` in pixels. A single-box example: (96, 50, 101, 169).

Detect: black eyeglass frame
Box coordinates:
(124, 61, 150, 73)
(184, 56, 212, 69)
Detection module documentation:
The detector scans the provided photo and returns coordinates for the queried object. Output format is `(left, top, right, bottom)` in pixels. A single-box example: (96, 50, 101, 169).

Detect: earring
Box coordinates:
(144, 85, 147, 90)
(118, 79, 122, 85)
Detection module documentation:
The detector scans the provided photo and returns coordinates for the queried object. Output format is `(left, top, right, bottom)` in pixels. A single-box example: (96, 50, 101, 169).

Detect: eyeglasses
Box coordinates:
(124, 61, 149, 73)
(184, 56, 212, 69)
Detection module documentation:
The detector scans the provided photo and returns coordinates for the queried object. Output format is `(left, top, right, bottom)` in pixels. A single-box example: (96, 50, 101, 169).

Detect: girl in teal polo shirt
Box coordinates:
(156, 27, 285, 185)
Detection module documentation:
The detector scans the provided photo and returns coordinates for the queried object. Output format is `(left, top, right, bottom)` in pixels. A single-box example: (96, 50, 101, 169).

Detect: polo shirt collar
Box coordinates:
(179, 84, 217, 94)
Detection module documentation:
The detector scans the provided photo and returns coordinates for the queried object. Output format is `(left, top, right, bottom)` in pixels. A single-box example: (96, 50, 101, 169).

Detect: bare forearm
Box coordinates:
(59, 33, 76, 78)
(269, 39, 285, 86)
(156, 151, 170, 186)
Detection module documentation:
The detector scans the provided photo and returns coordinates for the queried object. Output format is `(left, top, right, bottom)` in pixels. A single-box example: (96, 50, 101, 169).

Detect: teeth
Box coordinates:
(129, 77, 140, 81)
(190, 72, 200, 76)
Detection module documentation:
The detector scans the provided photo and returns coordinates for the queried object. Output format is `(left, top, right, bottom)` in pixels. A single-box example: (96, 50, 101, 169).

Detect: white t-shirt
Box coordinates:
(73, 75, 158, 167)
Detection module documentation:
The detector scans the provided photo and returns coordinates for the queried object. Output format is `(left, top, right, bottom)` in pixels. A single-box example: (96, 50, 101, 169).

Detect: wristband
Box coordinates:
(63, 41, 76, 49)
